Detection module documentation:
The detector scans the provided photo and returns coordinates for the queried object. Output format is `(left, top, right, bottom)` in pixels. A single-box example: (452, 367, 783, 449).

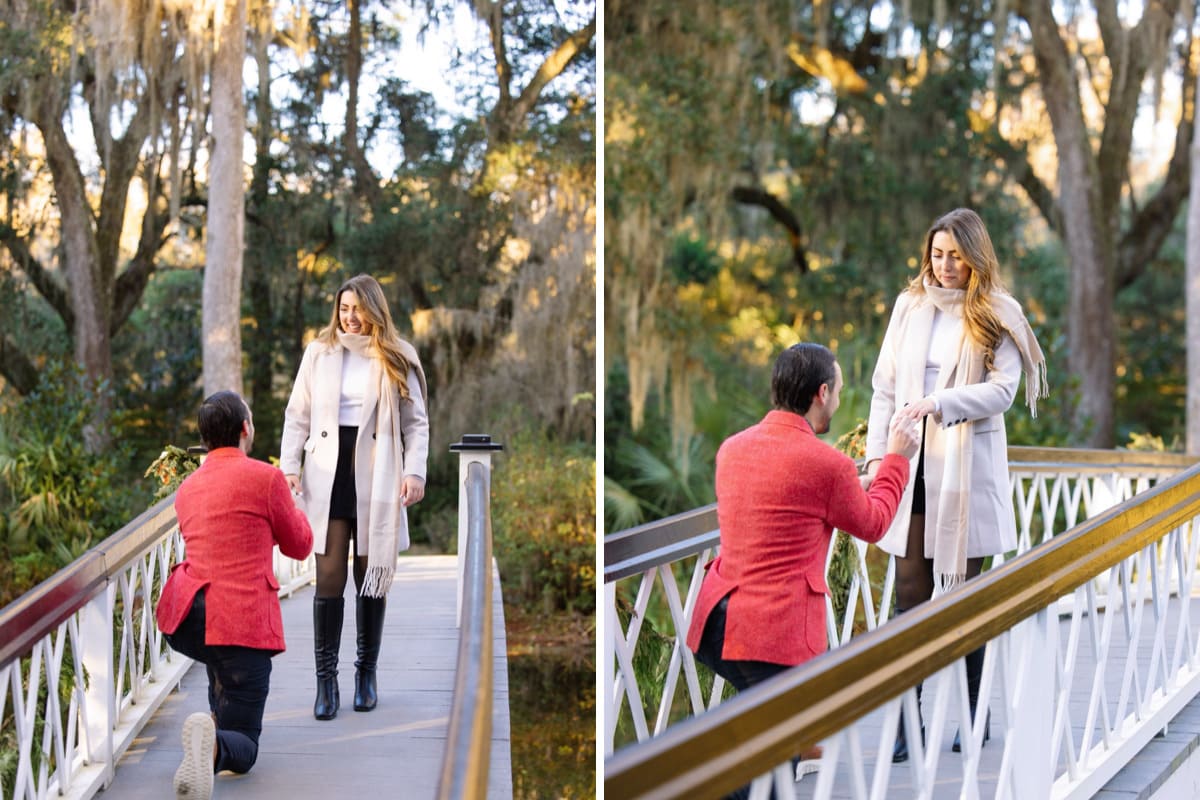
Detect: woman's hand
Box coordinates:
(401, 475, 426, 507)
(895, 396, 937, 425)
(285, 474, 301, 493)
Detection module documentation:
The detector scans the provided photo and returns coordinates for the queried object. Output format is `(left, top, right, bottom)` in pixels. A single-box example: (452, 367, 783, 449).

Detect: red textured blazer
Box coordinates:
(156, 448, 314, 653)
(685, 410, 910, 667)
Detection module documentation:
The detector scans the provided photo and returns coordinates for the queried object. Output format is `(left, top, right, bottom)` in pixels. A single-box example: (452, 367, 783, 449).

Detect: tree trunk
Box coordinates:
(1022, 0, 1118, 446)
(203, 0, 247, 397)
(1188, 68, 1200, 455)
(345, 0, 381, 208)
(37, 93, 114, 450)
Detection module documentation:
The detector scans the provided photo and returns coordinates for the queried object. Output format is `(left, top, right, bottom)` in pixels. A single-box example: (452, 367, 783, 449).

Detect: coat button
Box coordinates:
(321, 431, 328, 438)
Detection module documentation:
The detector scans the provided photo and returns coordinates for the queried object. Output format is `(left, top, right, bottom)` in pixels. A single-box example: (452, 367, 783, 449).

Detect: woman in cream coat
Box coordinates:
(864, 209, 1047, 762)
(280, 274, 429, 720)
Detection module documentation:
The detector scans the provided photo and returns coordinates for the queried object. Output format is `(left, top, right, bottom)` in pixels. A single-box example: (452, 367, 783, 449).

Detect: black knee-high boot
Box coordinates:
(354, 595, 386, 711)
(892, 607, 924, 763)
(313, 597, 344, 720)
(953, 645, 991, 752)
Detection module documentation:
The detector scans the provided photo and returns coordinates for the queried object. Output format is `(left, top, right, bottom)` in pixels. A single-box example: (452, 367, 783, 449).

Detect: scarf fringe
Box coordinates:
(934, 572, 966, 597)
(1025, 359, 1050, 418)
(360, 565, 395, 598)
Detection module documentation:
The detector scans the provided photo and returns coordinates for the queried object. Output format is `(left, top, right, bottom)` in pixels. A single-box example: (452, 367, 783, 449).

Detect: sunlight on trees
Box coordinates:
(606, 0, 1194, 524)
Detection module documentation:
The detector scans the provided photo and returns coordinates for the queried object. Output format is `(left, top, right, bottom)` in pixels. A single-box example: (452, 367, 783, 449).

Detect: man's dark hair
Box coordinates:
(771, 343, 837, 415)
(198, 391, 248, 450)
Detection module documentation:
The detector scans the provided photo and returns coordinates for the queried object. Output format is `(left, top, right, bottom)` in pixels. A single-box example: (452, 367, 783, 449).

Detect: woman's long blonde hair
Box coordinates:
(318, 274, 413, 400)
(908, 208, 1007, 371)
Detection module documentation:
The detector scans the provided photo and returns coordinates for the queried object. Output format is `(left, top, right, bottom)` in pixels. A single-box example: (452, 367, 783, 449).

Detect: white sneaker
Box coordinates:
(795, 746, 823, 781)
(174, 712, 215, 799)
(795, 759, 821, 781)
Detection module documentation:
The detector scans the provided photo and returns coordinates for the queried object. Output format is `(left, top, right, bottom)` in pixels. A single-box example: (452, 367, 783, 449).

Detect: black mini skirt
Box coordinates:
(329, 425, 358, 519)
(911, 417, 927, 515)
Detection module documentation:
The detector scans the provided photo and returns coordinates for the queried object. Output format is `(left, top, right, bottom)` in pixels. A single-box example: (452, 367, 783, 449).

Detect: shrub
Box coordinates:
(490, 430, 595, 616)
(144, 445, 203, 502)
(0, 361, 147, 603)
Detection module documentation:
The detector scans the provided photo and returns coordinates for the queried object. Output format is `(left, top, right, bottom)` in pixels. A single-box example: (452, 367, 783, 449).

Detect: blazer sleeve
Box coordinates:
(865, 292, 909, 464)
(267, 469, 314, 560)
(400, 366, 430, 481)
(826, 452, 910, 543)
(279, 343, 316, 475)
(930, 331, 1022, 428)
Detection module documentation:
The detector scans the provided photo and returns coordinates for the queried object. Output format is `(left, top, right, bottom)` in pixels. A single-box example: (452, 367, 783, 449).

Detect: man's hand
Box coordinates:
(400, 475, 425, 507)
(886, 413, 922, 460)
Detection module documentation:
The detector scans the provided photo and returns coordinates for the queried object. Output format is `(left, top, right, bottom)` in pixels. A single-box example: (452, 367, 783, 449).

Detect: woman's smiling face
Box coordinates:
(339, 290, 369, 335)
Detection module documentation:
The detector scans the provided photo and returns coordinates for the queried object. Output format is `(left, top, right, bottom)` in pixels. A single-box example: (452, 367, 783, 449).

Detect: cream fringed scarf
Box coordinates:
(924, 282, 1048, 594)
(338, 331, 428, 598)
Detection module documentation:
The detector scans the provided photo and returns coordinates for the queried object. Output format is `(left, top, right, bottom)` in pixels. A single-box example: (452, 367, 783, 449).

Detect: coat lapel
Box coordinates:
(901, 300, 934, 403)
(314, 344, 344, 433)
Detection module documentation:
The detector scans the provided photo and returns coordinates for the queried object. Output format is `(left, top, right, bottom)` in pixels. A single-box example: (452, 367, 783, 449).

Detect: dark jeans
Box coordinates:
(164, 590, 273, 774)
(693, 594, 794, 800)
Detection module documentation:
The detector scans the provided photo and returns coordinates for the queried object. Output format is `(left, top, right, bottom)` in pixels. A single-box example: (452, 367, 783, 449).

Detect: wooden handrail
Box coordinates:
(604, 461, 1200, 799)
(436, 460, 495, 800)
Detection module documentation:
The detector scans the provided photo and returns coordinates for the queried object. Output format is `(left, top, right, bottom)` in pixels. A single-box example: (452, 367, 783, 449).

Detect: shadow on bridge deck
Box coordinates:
(100, 555, 512, 799)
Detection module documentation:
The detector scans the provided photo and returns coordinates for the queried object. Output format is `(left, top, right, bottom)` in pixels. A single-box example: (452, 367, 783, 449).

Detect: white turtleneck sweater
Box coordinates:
(924, 308, 961, 404)
(338, 348, 371, 425)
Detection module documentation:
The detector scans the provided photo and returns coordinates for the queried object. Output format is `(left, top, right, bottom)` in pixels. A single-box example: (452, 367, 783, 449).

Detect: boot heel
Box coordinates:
(314, 677, 339, 720)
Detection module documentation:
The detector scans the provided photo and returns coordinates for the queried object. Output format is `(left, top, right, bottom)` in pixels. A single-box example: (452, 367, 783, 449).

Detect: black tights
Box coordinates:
(894, 514, 985, 612)
(315, 518, 368, 598)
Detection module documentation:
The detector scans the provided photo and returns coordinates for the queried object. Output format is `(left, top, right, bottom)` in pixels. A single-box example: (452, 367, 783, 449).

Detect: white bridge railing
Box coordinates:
(604, 446, 1200, 799)
(0, 497, 315, 800)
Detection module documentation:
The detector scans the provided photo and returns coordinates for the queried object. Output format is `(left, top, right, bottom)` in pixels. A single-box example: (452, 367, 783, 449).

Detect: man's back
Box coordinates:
(160, 448, 312, 652)
(687, 409, 908, 666)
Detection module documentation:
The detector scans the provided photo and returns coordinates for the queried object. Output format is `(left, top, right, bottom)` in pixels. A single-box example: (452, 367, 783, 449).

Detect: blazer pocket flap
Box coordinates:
(804, 571, 830, 596)
(303, 438, 316, 453)
(973, 418, 1000, 434)
(265, 573, 280, 591)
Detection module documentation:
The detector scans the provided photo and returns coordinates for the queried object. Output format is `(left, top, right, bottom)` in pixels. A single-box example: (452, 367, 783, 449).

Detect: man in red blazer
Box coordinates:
(686, 343, 920, 790)
(156, 391, 313, 800)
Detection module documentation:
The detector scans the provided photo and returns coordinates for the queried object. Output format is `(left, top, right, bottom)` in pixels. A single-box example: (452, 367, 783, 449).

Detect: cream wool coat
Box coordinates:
(864, 290, 1022, 559)
(279, 338, 430, 556)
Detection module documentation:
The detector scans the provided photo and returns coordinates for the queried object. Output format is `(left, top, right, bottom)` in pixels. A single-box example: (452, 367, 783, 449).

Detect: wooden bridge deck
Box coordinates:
(100, 555, 512, 799)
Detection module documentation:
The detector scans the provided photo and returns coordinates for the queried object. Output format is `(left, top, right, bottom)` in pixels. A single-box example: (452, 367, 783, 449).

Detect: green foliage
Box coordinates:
(143, 445, 203, 502)
(490, 427, 595, 616)
(0, 361, 147, 606)
(667, 234, 721, 285)
(828, 420, 867, 626)
(113, 269, 204, 466)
